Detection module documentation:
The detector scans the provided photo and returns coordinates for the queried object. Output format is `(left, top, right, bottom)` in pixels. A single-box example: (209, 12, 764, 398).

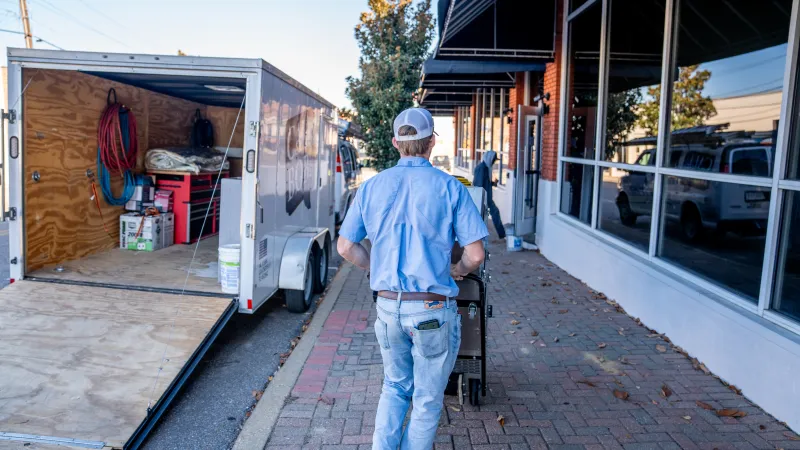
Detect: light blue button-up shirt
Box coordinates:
(339, 156, 489, 297)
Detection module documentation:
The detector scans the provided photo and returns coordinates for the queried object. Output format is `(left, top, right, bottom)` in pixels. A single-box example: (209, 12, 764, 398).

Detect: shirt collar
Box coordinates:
(396, 156, 432, 167)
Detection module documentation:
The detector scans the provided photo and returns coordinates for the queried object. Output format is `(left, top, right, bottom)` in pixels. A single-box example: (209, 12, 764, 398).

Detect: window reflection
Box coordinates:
(773, 191, 800, 321)
(565, 2, 601, 159)
(599, 167, 653, 250)
(662, 0, 789, 176)
(658, 175, 769, 301)
(604, 0, 665, 163)
(561, 162, 595, 224)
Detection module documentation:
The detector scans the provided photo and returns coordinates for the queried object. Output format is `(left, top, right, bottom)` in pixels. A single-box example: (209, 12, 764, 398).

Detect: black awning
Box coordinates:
(422, 59, 546, 76)
(436, 0, 556, 61)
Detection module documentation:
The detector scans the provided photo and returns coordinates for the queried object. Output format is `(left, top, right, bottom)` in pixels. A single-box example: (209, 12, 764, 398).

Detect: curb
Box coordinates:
(232, 262, 354, 450)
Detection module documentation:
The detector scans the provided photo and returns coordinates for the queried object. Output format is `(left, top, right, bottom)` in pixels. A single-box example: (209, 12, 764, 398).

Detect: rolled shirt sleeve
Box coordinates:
(453, 184, 490, 246)
(339, 189, 367, 243)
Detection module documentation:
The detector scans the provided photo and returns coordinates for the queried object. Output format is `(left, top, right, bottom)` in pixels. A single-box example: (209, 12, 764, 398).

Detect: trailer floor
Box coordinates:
(27, 236, 225, 296)
(0, 280, 233, 449)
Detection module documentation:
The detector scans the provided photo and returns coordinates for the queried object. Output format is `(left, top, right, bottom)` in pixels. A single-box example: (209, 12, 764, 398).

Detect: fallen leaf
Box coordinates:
(613, 389, 629, 400)
(553, 337, 560, 342)
(618, 357, 635, 365)
(319, 396, 334, 405)
(651, 400, 658, 405)
(716, 409, 747, 418)
(698, 363, 711, 375)
(497, 415, 506, 427)
(531, 331, 539, 337)
(302, 325, 308, 332)
(551, 299, 559, 304)
(696, 400, 715, 411)
(268, 376, 274, 382)
(245, 411, 252, 418)
(784, 432, 800, 441)
(509, 330, 516, 334)
(449, 406, 461, 412)
(508, 311, 518, 315)
(569, 333, 577, 337)
(360, 317, 367, 321)
(728, 385, 742, 395)
(501, 271, 509, 274)
(559, 309, 569, 314)
(576, 380, 597, 387)
(510, 320, 520, 325)
(660, 384, 673, 398)
(682, 416, 692, 421)
(614, 379, 625, 388)
(556, 323, 561, 328)
(759, 425, 766, 430)
(598, 355, 606, 363)
(597, 343, 607, 349)
(589, 308, 598, 312)
(656, 345, 667, 353)
(647, 333, 661, 338)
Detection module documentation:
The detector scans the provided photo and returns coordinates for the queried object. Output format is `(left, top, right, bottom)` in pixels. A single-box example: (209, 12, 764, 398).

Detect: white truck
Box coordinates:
(0, 49, 337, 449)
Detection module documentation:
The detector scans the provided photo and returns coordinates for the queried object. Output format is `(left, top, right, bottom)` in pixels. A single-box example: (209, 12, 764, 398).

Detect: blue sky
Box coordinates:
(0, 0, 367, 108)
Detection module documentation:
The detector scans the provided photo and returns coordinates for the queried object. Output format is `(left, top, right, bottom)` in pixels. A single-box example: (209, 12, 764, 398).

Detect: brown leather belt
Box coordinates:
(377, 291, 447, 301)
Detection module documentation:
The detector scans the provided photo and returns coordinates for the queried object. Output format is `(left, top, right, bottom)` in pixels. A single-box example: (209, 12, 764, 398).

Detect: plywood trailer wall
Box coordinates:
(22, 68, 245, 272)
(206, 106, 245, 148)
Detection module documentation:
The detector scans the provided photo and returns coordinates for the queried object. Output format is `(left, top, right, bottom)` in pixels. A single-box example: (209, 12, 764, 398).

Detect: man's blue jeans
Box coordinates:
(372, 296, 461, 450)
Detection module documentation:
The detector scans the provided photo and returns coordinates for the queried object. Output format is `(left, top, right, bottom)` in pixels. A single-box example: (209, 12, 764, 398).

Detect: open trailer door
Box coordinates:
(0, 280, 235, 449)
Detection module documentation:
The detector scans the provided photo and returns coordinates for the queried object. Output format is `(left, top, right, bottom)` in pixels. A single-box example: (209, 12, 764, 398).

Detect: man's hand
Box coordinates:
(451, 263, 467, 281)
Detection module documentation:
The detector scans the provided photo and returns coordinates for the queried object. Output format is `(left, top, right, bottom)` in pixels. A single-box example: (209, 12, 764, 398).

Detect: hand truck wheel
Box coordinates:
(469, 379, 481, 406)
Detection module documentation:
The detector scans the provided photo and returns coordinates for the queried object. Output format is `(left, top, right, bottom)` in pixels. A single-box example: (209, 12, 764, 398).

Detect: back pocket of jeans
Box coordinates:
(375, 317, 390, 349)
(412, 323, 448, 358)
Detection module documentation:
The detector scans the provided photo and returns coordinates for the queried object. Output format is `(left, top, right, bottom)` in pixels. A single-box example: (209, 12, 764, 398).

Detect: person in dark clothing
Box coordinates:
(472, 150, 506, 239)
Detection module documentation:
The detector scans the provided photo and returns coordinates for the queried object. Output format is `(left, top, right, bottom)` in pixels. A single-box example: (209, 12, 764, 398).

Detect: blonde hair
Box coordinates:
(396, 125, 433, 157)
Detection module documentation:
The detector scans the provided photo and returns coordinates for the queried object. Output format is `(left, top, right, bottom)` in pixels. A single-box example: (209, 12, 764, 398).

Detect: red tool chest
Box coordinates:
(150, 170, 229, 244)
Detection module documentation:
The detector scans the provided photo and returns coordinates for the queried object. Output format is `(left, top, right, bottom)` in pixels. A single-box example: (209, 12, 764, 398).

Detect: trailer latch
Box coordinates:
(4, 207, 17, 221)
(487, 305, 493, 318)
(9, 257, 17, 265)
(3, 109, 16, 124)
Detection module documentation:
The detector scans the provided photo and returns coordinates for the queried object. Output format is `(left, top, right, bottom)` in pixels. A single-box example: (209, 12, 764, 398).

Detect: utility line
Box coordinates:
(30, 0, 130, 48)
(0, 26, 62, 49)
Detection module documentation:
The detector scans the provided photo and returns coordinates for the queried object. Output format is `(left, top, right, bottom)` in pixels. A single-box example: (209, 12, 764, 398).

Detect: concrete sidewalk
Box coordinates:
(261, 241, 799, 450)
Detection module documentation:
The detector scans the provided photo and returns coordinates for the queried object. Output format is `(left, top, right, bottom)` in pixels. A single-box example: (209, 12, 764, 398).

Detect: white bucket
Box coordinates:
(506, 235, 522, 252)
(219, 244, 240, 294)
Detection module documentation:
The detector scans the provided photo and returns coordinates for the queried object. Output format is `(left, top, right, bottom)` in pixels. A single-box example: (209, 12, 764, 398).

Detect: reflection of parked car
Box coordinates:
(617, 143, 772, 241)
(335, 140, 361, 224)
(431, 155, 451, 171)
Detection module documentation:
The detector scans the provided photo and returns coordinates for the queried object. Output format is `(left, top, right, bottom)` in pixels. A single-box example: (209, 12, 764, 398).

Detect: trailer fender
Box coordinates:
(279, 229, 329, 291)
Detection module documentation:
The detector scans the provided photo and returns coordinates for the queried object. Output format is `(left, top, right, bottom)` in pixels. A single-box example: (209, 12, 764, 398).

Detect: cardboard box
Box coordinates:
(154, 189, 173, 213)
(120, 212, 174, 251)
(125, 185, 155, 212)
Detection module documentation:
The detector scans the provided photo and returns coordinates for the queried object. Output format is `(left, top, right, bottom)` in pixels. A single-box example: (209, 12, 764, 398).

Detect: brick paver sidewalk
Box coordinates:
(267, 241, 800, 450)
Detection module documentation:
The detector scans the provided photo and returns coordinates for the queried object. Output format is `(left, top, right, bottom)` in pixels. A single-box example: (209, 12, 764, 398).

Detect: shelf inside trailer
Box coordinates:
(26, 236, 227, 297)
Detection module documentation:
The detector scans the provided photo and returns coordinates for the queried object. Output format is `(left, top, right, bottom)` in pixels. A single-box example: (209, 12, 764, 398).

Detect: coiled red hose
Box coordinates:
(98, 102, 138, 174)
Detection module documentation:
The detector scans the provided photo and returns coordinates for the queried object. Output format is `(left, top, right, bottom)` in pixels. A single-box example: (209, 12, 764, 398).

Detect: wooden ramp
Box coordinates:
(0, 281, 234, 449)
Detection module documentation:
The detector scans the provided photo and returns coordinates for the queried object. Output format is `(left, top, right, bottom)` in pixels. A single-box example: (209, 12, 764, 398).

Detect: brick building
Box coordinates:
(420, 0, 800, 432)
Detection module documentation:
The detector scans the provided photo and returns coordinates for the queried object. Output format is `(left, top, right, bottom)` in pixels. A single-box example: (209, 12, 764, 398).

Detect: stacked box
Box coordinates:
(125, 185, 155, 212)
(120, 212, 175, 251)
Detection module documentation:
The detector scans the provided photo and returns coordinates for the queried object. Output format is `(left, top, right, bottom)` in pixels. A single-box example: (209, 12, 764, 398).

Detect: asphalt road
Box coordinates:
(0, 223, 341, 450)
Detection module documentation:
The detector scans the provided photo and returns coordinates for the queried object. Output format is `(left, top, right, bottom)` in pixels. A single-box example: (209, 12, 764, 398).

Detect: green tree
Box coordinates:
(346, 0, 435, 170)
(337, 107, 356, 122)
(605, 89, 642, 160)
(637, 65, 716, 136)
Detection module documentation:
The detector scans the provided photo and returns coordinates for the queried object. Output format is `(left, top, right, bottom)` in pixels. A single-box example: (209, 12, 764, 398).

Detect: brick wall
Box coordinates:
(468, 97, 476, 160)
(507, 73, 526, 171)
(541, 0, 565, 182)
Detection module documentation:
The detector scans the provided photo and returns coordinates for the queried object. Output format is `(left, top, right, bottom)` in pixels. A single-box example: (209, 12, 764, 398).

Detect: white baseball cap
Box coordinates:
(393, 108, 438, 141)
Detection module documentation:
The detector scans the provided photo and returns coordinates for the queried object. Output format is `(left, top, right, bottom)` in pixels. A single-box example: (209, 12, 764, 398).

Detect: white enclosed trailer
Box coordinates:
(0, 48, 337, 449)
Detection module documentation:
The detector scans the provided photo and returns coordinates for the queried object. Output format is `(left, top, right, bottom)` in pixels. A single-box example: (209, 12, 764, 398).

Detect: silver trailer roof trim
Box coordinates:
(7, 48, 336, 109)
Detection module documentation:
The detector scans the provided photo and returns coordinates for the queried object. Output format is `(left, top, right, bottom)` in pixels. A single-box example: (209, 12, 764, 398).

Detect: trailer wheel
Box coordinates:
(313, 240, 330, 294)
(469, 379, 481, 406)
(286, 256, 314, 313)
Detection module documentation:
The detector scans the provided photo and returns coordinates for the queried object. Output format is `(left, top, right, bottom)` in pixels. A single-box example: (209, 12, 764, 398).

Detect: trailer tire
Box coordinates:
(286, 256, 314, 313)
(313, 239, 330, 294)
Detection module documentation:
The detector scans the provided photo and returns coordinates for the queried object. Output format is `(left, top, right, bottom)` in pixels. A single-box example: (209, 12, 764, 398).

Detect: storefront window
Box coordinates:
(773, 191, 800, 321)
(603, 0, 665, 163)
(565, 2, 601, 160)
(598, 167, 653, 250)
(560, 162, 595, 224)
(657, 175, 769, 301)
(663, 0, 789, 177)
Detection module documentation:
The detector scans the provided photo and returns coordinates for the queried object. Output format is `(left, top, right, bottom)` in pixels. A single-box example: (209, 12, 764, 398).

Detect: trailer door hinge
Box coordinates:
(248, 121, 259, 137)
(3, 109, 16, 124)
(245, 223, 254, 239)
(4, 207, 17, 221)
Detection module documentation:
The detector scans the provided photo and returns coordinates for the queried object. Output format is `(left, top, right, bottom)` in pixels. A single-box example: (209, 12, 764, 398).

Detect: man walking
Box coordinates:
(337, 108, 488, 450)
(472, 150, 506, 240)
